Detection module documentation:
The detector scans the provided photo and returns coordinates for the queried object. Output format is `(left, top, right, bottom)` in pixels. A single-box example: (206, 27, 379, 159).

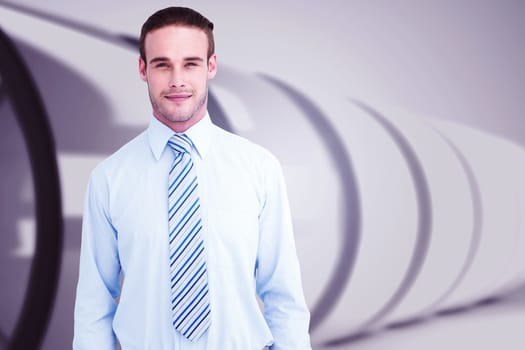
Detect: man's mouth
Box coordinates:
(164, 93, 192, 102)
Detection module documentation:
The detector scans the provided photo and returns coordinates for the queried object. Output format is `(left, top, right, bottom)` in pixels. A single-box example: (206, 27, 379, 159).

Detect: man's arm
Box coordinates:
(255, 154, 312, 350)
(73, 169, 121, 349)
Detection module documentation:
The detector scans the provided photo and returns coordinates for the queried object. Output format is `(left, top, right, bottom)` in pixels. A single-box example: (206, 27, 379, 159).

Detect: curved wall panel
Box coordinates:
(431, 121, 525, 308)
(377, 110, 475, 325)
(311, 101, 421, 341)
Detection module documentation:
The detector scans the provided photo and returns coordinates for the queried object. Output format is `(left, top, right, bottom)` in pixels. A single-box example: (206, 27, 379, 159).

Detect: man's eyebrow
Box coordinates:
(149, 57, 169, 64)
(184, 56, 205, 63)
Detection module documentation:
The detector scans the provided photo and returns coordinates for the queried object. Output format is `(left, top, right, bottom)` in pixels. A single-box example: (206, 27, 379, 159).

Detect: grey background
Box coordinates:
(1, 0, 525, 349)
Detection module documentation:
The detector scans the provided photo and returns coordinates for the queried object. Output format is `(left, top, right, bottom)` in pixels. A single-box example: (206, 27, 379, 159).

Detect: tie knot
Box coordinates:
(168, 134, 193, 155)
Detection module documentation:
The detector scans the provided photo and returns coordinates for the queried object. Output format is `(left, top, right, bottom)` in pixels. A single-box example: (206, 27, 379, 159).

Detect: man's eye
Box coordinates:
(155, 63, 169, 68)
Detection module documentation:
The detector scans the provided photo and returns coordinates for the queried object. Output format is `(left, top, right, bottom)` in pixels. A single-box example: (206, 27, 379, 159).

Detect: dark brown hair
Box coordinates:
(139, 7, 215, 64)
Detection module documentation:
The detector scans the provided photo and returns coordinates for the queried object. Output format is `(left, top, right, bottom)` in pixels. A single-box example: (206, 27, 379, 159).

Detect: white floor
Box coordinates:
(317, 288, 525, 350)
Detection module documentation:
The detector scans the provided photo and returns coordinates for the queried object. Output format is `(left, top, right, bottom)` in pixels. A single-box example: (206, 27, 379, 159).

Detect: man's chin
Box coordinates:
(161, 113, 193, 124)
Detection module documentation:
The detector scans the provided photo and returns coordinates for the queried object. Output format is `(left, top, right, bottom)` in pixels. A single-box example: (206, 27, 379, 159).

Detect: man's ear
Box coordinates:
(207, 54, 217, 79)
(139, 57, 147, 82)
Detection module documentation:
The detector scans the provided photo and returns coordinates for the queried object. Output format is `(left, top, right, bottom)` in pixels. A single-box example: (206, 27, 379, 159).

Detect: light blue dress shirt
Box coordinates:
(73, 113, 311, 349)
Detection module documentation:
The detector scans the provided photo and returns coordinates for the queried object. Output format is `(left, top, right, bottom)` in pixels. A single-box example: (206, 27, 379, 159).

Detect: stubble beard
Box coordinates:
(150, 85, 208, 125)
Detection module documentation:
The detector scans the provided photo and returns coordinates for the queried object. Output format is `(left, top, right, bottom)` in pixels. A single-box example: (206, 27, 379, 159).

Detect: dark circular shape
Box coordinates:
(0, 27, 63, 350)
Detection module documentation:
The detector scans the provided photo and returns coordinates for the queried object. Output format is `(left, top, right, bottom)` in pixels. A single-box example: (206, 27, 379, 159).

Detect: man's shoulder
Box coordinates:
(212, 125, 273, 159)
(211, 125, 283, 174)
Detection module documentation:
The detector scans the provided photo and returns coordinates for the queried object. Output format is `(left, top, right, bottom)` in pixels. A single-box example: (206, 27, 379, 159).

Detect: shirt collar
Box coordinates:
(148, 112, 212, 161)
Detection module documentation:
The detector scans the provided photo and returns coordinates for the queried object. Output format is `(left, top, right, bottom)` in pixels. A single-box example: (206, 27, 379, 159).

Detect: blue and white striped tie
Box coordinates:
(167, 134, 211, 341)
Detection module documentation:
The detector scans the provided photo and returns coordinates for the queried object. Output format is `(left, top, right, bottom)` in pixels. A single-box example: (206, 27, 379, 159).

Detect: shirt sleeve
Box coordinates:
(255, 154, 312, 350)
(73, 168, 121, 350)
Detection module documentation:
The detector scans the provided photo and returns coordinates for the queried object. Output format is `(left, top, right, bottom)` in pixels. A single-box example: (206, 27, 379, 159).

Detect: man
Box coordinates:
(73, 6, 311, 350)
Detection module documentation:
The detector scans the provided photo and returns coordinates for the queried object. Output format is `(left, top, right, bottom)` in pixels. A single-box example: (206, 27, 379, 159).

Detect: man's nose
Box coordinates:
(169, 68, 185, 88)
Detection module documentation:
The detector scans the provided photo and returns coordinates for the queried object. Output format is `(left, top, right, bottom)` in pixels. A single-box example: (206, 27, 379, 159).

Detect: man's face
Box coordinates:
(139, 25, 217, 132)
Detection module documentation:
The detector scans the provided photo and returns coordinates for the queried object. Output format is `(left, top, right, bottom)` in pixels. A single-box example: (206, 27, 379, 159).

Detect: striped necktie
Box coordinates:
(167, 134, 211, 341)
